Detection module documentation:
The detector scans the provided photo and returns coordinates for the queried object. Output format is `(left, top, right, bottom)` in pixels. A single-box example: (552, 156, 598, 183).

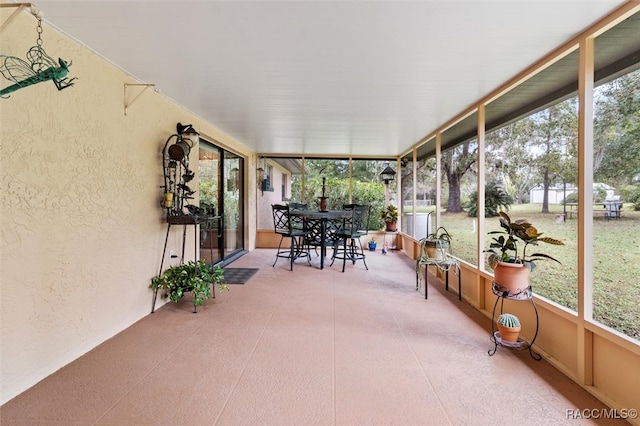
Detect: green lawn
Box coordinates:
(435, 204, 640, 341)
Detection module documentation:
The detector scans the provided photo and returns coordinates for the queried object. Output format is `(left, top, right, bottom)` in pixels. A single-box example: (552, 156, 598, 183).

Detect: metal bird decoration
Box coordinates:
(0, 46, 76, 98)
(184, 204, 203, 215)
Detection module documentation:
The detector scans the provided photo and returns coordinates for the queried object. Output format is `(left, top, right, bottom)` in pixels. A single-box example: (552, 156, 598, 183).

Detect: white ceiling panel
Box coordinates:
(26, 0, 628, 156)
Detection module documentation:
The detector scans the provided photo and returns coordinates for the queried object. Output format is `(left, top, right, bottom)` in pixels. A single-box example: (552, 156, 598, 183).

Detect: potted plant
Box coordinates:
(150, 260, 228, 313)
(486, 211, 564, 295)
(496, 313, 521, 343)
(368, 237, 377, 251)
(379, 204, 399, 232)
(422, 226, 452, 261)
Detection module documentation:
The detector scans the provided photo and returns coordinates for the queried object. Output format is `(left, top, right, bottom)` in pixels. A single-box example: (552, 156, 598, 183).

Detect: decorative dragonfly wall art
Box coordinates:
(0, 46, 76, 98)
(0, 5, 75, 99)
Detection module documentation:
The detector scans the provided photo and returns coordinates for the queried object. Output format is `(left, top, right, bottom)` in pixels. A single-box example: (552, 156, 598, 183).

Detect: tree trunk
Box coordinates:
(541, 169, 550, 213)
(447, 173, 462, 212)
(441, 143, 475, 213)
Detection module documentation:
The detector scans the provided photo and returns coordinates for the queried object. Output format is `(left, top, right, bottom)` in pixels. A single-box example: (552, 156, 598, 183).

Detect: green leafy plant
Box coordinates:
(379, 204, 399, 223)
(418, 226, 454, 263)
(497, 313, 520, 328)
(564, 192, 579, 205)
(464, 180, 514, 217)
(486, 211, 564, 272)
(625, 186, 640, 211)
(425, 226, 452, 245)
(150, 260, 228, 312)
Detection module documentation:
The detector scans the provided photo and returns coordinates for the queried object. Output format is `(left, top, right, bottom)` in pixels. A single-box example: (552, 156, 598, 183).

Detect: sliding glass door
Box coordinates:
(223, 151, 243, 258)
(198, 141, 244, 265)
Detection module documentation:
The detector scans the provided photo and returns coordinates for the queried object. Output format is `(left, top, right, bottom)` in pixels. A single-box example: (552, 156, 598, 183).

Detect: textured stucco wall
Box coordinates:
(0, 8, 253, 403)
(257, 159, 292, 230)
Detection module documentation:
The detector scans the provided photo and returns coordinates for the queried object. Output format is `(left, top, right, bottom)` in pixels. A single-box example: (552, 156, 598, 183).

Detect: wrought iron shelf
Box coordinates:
(167, 214, 218, 225)
(491, 282, 533, 300)
(151, 215, 221, 313)
(492, 332, 528, 350)
(488, 282, 541, 360)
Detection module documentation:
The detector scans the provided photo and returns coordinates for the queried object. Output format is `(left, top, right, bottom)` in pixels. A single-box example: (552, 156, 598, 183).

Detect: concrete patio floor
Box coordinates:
(1, 248, 620, 425)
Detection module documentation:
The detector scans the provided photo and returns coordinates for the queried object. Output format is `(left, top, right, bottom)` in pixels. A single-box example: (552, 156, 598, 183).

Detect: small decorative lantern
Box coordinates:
(380, 162, 396, 185)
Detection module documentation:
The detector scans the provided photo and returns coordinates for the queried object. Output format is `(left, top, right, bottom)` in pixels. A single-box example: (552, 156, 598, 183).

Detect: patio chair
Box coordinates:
(271, 204, 311, 270)
(288, 202, 308, 231)
(331, 204, 370, 272)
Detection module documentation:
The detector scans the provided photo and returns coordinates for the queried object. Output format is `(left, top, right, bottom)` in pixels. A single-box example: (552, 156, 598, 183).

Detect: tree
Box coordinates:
(442, 141, 477, 213)
(594, 69, 640, 185)
(527, 99, 578, 213)
(486, 120, 537, 204)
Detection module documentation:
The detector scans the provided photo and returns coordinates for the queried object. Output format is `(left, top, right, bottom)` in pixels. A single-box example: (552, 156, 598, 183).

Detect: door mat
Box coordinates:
(222, 268, 259, 284)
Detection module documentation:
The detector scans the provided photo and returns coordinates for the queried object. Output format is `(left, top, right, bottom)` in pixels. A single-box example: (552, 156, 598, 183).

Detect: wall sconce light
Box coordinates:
(257, 164, 270, 195)
(257, 164, 266, 188)
(227, 167, 239, 192)
(261, 175, 270, 192)
(380, 161, 396, 185)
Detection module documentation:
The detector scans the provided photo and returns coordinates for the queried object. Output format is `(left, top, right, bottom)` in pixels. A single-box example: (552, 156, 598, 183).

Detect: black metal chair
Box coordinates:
(304, 217, 342, 259)
(288, 202, 324, 257)
(331, 204, 370, 272)
(288, 202, 308, 231)
(271, 204, 311, 270)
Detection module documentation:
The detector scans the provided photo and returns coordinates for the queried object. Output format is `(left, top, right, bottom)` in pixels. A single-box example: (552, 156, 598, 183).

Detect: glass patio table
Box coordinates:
(289, 209, 352, 269)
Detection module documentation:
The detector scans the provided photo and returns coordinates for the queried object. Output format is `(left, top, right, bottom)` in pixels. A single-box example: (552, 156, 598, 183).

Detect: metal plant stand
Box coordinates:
(415, 237, 461, 300)
(488, 282, 541, 360)
(151, 214, 220, 313)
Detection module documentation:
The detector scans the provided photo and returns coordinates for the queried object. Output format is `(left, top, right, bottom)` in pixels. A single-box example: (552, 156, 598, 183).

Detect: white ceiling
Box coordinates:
(30, 0, 627, 156)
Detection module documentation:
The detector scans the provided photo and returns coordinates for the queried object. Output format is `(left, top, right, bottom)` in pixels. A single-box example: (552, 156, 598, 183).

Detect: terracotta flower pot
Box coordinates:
(497, 323, 521, 343)
(493, 262, 530, 295)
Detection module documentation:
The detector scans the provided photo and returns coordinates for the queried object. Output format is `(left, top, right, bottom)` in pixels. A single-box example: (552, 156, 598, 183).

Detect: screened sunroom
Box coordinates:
(1, 1, 639, 423)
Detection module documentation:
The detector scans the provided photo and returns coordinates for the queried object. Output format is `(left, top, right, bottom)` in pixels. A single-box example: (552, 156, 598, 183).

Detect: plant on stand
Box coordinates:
(496, 313, 521, 343)
(150, 260, 228, 313)
(416, 226, 458, 291)
(486, 211, 564, 295)
(379, 204, 399, 232)
(422, 226, 452, 261)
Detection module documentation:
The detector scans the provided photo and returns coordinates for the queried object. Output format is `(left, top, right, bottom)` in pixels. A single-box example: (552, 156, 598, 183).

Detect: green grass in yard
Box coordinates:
(435, 204, 640, 341)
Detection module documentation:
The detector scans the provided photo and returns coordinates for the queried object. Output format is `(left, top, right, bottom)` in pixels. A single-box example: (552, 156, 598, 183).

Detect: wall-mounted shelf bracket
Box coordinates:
(124, 83, 156, 115)
(0, 3, 35, 33)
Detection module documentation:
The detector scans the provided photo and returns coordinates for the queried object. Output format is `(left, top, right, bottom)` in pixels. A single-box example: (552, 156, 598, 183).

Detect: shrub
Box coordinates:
(564, 192, 579, 204)
(464, 180, 514, 217)
(628, 188, 640, 211)
(618, 184, 640, 211)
